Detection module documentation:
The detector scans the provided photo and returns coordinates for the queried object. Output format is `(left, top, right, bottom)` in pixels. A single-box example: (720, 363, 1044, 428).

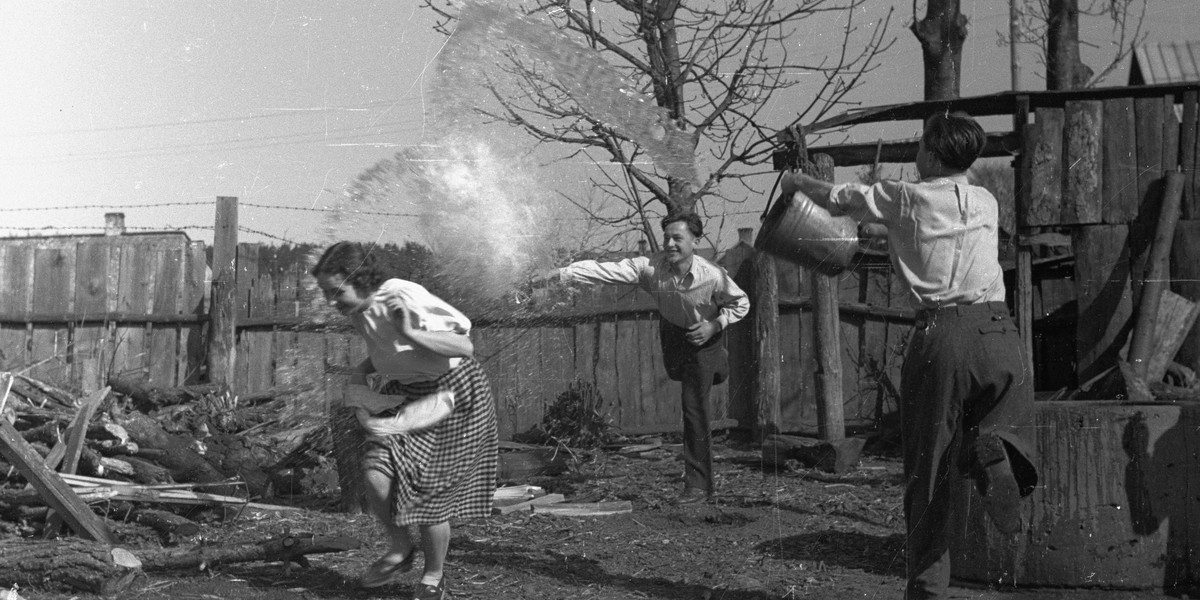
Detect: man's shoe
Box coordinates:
(974, 434, 1023, 534)
(674, 487, 710, 505)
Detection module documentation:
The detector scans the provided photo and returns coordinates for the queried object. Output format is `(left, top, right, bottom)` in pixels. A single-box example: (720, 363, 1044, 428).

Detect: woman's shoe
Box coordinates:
(360, 547, 417, 589)
(413, 575, 448, 600)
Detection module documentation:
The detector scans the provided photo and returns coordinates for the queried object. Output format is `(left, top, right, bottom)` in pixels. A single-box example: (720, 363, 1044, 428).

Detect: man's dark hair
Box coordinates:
(661, 212, 703, 238)
(922, 111, 986, 172)
(311, 241, 388, 294)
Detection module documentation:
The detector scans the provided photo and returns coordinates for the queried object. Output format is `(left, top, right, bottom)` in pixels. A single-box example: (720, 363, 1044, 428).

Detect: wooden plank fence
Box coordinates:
(0, 231, 910, 439)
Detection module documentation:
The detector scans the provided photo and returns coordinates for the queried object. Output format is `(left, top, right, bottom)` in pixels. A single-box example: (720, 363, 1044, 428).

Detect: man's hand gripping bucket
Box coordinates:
(755, 128, 859, 275)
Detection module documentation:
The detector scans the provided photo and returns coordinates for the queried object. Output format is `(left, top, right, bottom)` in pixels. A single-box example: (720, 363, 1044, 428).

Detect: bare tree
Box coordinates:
(420, 0, 894, 249)
(910, 0, 969, 100)
(1000, 0, 1148, 89)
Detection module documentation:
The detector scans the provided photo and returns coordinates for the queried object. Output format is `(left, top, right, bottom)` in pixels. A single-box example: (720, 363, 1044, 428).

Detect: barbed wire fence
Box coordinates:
(0, 200, 766, 247)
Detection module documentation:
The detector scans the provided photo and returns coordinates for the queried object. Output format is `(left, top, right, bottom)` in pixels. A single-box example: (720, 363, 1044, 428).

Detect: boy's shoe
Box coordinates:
(360, 547, 417, 588)
(974, 434, 1023, 534)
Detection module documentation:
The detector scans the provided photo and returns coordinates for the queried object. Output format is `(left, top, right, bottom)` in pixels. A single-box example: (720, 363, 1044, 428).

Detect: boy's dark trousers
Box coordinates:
(900, 302, 1038, 600)
(659, 320, 729, 493)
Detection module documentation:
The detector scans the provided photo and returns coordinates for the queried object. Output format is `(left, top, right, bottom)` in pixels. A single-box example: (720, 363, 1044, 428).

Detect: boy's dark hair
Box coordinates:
(922, 111, 986, 172)
(311, 241, 388, 293)
(661, 212, 703, 238)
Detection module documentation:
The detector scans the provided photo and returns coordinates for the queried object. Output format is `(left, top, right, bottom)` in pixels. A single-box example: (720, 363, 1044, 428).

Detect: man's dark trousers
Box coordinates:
(900, 302, 1038, 599)
(659, 320, 728, 493)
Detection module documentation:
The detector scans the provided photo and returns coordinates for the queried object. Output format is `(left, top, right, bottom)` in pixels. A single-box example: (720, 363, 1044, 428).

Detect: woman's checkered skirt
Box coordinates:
(363, 358, 498, 525)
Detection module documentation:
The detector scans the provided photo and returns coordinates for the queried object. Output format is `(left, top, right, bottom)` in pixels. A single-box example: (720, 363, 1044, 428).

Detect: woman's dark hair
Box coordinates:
(661, 212, 703, 238)
(311, 242, 388, 294)
(922, 111, 986, 172)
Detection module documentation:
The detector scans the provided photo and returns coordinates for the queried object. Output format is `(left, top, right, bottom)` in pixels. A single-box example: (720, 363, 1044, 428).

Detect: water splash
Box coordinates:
(339, 132, 559, 306)
(432, 0, 697, 183)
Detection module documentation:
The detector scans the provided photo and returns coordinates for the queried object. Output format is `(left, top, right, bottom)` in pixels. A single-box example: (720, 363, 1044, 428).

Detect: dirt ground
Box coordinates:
(20, 435, 1178, 600)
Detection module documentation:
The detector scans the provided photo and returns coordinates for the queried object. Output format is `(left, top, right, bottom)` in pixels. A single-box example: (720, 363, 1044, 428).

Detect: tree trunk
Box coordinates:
(0, 538, 141, 595)
(911, 0, 968, 100)
(1046, 0, 1093, 90)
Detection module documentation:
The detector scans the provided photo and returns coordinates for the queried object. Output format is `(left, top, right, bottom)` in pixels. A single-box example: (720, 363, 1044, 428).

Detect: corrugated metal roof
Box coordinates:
(1130, 41, 1200, 85)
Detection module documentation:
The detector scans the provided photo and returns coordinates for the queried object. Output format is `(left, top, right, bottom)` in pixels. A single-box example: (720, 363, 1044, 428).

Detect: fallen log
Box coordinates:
(140, 532, 361, 572)
(0, 538, 141, 595)
(107, 376, 226, 413)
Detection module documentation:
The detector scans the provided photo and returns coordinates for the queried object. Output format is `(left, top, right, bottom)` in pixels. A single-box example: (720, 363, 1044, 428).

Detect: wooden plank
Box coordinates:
(1171, 220, 1200, 375)
(595, 320, 618, 428)
(1180, 91, 1198, 220)
(1135, 96, 1166, 206)
(72, 324, 107, 394)
(116, 240, 155, 315)
(147, 324, 177, 387)
(1101, 97, 1139, 224)
(236, 243, 259, 320)
(29, 326, 65, 385)
(1025, 108, 1064, 227)
(0, 419, 115, 543)
(513, 328, 543, 435)
(60, 387, 109, 475)
(634, 317, 663, 429)
(1073, 225, 1134, 385)
(0, 243, 34, 314)
(1162, 95, 1180, 176)
(33, 245, 74, 317)
(1062, 100, 1104, 225)
(573, 323, 596, 384)
(615, 318, 641, 431)
(152, 246, 182, 315)
(532, 500, 632, 516)
(74, 240, 111, 317)
(493, 492, 566, 515)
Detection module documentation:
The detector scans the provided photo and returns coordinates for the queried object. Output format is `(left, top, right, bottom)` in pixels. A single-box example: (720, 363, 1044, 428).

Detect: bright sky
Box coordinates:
(0, 1, 1194, 248)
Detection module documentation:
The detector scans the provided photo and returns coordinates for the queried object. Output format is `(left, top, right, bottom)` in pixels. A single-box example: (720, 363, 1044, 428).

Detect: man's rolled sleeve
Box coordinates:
(831, 181, 897, 224)
(715, 273, 750, 329)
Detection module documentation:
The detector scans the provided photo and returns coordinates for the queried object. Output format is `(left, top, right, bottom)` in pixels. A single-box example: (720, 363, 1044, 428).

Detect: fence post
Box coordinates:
(750, 250, 780, 441)
(207, 197, 238, 387)
(808, 154, 845, 442)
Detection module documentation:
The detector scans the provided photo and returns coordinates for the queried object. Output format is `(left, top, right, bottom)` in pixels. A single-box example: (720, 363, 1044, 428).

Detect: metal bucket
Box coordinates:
(754, 191, 859, 275)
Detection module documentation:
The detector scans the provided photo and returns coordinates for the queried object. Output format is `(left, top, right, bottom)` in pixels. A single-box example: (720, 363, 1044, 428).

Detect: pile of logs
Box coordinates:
(0, 371, 348, 594)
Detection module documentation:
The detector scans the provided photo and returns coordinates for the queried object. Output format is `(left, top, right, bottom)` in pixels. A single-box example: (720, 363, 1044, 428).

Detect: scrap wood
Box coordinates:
(493, 493, 566, 515)
(59, 475, 299, 513)
(492, 484, 546, 503)
(0, 418, 115, 543)
(140, 532, 361, 572)
(42, 387, 110, 472)
(0, 371, 12, 415)
(531, 500, 633, 517)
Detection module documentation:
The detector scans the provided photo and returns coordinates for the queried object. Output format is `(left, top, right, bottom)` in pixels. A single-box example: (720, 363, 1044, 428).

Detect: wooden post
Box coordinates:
(1173, 91, 1200, 374)
(1013, 95, 1036, 385)
(1128, 172, 1186, 379)
(207, 197, 238, 387)
(807, 154, 844, 442)
(750, 250, 780, 441)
